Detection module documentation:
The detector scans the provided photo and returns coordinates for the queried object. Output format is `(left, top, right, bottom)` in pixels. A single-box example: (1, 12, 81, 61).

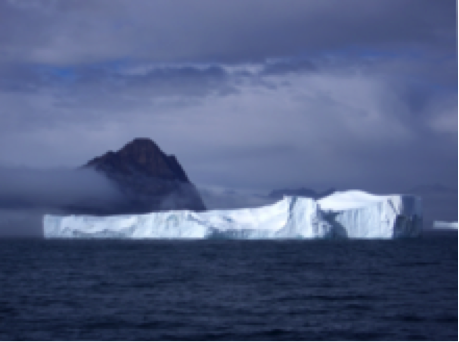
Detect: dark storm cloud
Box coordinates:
(0, 0, 456, 204)
(0, 0, 455, 64)
(0, 58, 456, 190)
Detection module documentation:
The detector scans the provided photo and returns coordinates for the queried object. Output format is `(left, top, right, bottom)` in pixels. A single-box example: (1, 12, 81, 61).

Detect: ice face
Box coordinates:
(43, 197, 323, 239)
(43, 191, 423, 239)
(318, 191, 423, 238)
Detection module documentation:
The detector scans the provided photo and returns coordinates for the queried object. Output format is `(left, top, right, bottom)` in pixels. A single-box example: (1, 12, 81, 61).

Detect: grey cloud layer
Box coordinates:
(0, 61, 455, 192)
(0, 0, 456, 195)
(1, 0, 455, 64)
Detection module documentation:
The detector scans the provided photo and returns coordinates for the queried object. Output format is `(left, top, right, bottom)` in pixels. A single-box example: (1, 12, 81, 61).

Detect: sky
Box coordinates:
(0, 0, 457, 196)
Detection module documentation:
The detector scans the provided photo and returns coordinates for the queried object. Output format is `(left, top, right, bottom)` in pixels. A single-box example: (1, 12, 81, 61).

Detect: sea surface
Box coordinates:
(0, 231, 457, 340)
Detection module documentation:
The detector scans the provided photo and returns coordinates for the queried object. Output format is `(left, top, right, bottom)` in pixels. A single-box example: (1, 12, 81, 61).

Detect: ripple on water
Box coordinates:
(0, 237, 456, 341)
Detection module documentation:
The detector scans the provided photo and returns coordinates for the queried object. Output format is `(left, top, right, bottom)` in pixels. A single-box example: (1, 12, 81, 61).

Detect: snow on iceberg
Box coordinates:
(433, 221, 458, 229)
(43, 191, 422, 239)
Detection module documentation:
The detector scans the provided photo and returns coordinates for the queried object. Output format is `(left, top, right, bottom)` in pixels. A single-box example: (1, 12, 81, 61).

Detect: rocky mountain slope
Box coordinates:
(82, 138, 206, 214)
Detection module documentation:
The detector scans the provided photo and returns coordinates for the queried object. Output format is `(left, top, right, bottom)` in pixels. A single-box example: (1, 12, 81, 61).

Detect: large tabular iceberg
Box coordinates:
(43, 191, 423, 239)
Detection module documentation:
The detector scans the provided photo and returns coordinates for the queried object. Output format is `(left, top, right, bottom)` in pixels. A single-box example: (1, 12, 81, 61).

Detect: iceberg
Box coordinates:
(44, 197, 333, 239)
(318, 191, 422, 238)
(433, 221, 458, 229)
(43, 191, 422, 239)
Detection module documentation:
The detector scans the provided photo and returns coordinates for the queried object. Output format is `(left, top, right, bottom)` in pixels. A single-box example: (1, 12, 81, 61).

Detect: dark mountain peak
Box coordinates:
(85, 137, 189, 182)
(81, 138, 206, 213)
(120, 137, 161, 155)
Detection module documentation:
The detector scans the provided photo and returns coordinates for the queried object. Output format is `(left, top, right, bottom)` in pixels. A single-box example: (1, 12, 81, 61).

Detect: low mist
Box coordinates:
(198, 187, 275, 210)
(0, 167, 124, 237)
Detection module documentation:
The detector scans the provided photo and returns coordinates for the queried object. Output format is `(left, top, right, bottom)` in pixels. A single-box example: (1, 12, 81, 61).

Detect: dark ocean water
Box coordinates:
(0, 232, 457, 340)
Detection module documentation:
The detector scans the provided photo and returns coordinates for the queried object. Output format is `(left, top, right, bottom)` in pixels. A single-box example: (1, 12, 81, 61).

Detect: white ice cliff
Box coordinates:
(43, 190, 423, 239)
(318, 191, 422, 239)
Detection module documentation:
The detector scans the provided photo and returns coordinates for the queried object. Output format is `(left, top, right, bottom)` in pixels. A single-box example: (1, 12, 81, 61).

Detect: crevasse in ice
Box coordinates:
(43, 190, 423, 239)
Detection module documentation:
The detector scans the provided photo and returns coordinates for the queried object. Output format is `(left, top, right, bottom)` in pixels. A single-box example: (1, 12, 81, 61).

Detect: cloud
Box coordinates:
(423, 95, 458, 134)
(198, 186, 274, 210)
(430, 112, 458, 134)
(0, 167, 123, 209)
(0, 0, 455, 65)
(0, 0, 455, 199)
(0, 166, 128, 236)
(0, 57, 456, 192)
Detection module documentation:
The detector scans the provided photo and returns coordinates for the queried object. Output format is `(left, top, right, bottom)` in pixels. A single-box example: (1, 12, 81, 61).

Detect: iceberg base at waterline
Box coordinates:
(43, 191, 423, 239)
